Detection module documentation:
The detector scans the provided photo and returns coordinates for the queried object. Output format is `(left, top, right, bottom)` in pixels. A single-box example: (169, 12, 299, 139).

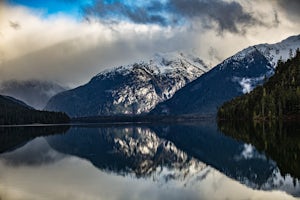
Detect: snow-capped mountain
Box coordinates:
(0, 80, 67, 110)
(45, 52, 209, 117)
(151, 34, 300, 116)
(256, 35, 300, 67)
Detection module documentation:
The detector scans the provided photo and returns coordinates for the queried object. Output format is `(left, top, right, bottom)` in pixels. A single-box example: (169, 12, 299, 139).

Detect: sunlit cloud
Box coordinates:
(0, 1, 300, 87)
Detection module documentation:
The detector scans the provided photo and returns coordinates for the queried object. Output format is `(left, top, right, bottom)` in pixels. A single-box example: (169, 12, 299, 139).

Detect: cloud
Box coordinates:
(0, 3, 203, 86)
(1, 1, 300, 87)
(9, 20, 21, 30)
(167, 0, 260, 34)
(275, 0, 300, 21)
(84, 0, 169, 26)
(84, 0, 267, 34)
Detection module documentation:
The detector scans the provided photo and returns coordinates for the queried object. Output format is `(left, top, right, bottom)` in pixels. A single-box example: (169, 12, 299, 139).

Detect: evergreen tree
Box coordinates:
(0, 95, 70, 125)
(218, 50, 300, 120)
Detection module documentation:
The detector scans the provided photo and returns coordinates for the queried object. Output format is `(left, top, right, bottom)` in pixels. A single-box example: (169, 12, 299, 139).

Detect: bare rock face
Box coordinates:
(45, 52, 209, 117)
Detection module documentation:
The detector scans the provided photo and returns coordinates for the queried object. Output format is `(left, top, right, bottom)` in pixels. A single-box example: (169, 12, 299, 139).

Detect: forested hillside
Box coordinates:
(218, 49, 300, 120)
(0, 95, 69, 125)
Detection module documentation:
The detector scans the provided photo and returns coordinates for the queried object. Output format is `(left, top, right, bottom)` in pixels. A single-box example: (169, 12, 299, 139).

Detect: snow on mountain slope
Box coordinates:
(219, 35, 300, 94)
(45, 52, 209, 117)
(151, 34, 300, 116)
(256, 35, 300, 67)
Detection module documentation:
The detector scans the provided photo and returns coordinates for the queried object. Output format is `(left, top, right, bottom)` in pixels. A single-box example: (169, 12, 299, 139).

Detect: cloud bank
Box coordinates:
(84, 0, 268, 34)
(274, 0, 300, 21)
(0, 1, 300, 87)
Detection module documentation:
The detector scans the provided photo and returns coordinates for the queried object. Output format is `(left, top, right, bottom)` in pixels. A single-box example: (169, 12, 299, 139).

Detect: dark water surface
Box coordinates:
(0, 121, 299, 200)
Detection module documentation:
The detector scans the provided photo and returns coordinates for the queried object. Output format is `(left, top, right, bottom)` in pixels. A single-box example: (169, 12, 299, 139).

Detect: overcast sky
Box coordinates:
(1, 0, 300, 87)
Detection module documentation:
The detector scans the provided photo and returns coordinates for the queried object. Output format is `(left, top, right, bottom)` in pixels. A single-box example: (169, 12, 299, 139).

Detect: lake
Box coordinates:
(0, 121, 299, 200)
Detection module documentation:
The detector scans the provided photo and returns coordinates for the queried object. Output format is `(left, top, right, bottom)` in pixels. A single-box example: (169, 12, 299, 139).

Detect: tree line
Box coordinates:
(218, 49, 300, 120)
(0, 95, 70, 125)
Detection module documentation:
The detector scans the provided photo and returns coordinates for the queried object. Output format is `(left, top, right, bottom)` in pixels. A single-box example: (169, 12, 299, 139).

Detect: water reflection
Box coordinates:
(0, 123, 299, 200)
(0, 126, 69, 153)
(219, 121, 300, 178)
(1, 138, 66, 166)
(151, 123, 300, 196)
(46, 126, 206, 182)
(218, 120, 300, 195)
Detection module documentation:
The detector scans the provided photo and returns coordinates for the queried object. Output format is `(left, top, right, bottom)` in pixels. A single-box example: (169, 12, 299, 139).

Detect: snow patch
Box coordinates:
(239, 78, 253, 94)
(235, 144, 267, 161)
(262, 168, 300, 196)
(232, 74, 271, 94)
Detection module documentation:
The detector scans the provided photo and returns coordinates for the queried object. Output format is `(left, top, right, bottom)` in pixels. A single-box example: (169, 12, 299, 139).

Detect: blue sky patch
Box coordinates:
(8, 0, 93, 18)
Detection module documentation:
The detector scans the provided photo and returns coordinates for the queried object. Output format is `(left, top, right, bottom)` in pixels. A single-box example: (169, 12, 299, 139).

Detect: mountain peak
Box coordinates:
(150, 52, 208, 73)
(45, 52, 209, 117)
(95, 52, 208, 79)
(151, 34, 300, 116)
(219, 35, 300, 71)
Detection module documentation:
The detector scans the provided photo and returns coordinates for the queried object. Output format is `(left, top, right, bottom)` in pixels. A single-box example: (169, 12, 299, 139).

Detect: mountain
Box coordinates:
(1, 95, 33, 109)
(218, 49, 300, 120)
(0, 94, 70, 125)
(151, 35, 300, 116)
(0, 80, 67, 110)
(45, 52, 209, 117)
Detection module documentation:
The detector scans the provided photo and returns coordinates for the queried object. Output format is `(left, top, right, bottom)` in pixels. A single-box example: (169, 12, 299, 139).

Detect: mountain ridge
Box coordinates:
(45, 52, 209, 117)
(0, 80, 67, 110)
(218, 49, 300, 120)
(0, 94, 69, 125)
(151, 34, 300, 116)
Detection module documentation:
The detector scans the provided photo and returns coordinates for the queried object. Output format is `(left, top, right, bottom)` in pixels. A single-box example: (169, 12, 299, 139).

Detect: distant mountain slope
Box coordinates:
(0, 94, 69, 125)
(45, 53, 209, 117)
(2, 95, 33, 109)
(218, 50, 300, 120)
(0, 80, 67, 110)
(151, 35, 300, 116)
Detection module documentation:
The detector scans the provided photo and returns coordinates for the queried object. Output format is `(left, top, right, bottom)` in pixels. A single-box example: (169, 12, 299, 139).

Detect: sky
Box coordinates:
(1, 0, 300, 87)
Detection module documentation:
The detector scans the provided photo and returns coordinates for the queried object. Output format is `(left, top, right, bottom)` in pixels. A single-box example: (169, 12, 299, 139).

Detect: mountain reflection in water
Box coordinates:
(0, 122, 299, 200)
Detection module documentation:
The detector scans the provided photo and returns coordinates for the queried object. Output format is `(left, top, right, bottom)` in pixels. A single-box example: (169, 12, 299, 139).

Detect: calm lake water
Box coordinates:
(0, 121, 299, 200)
